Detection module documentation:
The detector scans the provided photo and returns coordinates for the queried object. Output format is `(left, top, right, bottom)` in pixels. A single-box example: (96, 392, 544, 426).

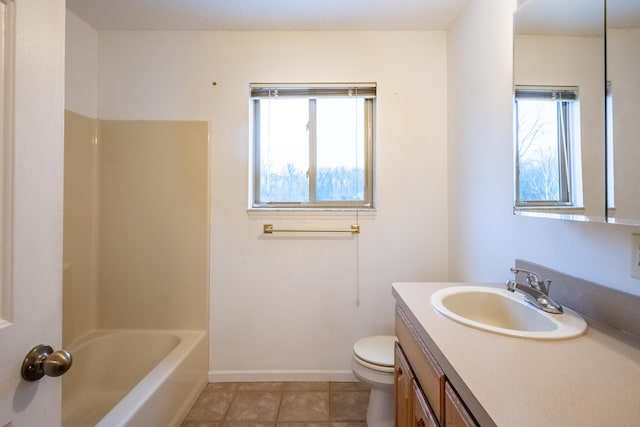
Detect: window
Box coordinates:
(250, 83, 375, 209)
(606, 80, 615, 210)
(514, 86, 580, 207)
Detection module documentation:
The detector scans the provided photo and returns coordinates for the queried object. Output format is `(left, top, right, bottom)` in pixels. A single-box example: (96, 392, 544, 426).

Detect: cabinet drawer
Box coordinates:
(445, 382, 478, 427)
(396, 308, 445, 424)
(413, 380, 440, 427)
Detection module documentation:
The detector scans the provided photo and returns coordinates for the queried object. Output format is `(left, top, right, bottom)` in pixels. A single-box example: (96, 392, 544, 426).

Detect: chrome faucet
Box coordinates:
(506, 268, 563, 314)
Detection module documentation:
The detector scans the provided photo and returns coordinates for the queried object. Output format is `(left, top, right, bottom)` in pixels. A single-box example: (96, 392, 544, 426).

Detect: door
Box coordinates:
(0, 0, 66, 425)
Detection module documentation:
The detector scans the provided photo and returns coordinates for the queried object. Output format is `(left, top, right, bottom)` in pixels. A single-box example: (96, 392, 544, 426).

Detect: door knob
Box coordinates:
(21, 344, 73, 382)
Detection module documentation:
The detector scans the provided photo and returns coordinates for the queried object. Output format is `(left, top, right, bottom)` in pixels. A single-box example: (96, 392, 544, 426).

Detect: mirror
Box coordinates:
(513, 0, 606, 222)
(606, 0, 640, 225)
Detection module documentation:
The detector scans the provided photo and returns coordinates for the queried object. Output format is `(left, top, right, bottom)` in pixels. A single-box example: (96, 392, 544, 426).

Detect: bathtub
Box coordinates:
(62, 329, 207, 427)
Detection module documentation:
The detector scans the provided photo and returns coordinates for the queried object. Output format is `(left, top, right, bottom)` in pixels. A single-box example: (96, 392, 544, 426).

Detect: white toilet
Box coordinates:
(351, 335, 397, 427)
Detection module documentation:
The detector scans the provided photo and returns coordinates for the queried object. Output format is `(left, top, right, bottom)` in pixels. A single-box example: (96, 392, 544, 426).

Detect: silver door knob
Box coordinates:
(21, 344, 73, 382)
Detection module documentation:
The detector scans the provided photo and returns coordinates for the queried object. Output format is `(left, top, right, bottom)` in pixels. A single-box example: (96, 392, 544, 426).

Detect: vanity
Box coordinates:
(393, 281, 640, 426)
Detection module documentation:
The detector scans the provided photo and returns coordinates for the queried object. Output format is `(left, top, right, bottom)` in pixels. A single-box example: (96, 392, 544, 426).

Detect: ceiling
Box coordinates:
(65, 0, 469, 31)
(515, 0, 640, 36)
(515, 0, 604, 36)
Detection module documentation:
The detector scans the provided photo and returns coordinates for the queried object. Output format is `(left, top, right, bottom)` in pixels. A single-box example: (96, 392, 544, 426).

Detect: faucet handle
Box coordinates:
(510, 268, 540, 281)
(509, 268, 546, 293)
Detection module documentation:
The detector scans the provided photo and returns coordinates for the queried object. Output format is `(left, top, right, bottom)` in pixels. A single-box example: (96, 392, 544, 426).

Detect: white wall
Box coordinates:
(447, 0, 516, 281)
(65, 10, 98, 118)
(97, 31, 449, 380)
(447, 0, 640, 296)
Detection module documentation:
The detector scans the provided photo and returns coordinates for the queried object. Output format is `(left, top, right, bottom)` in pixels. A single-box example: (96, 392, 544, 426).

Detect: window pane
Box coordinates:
(316, 98, 365, 201)
(251, 84, 376, 209)
(258, 98, 309, 203)
(517, 100, 561, 202)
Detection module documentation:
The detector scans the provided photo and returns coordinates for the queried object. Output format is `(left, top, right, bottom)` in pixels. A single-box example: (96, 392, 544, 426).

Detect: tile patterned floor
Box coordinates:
(181, 382, 370, 427)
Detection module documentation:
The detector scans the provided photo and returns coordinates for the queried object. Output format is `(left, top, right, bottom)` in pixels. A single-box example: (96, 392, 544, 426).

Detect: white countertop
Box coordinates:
(392, 282, 640, 427)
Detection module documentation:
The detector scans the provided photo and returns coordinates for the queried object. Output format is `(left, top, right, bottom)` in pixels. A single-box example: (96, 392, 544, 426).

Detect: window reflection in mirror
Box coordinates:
(513, 0, 605, 221)
(515, 86, 582, 208)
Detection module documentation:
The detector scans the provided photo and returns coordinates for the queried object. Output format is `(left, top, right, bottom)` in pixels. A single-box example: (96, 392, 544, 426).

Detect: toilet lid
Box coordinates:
(353, 335, 397, 368)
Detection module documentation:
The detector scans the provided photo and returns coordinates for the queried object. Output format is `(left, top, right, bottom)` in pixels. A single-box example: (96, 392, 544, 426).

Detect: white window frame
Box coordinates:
(249, 83, 376, 210)
(606, 80, 615, 211)
(514, 85, 580, 208)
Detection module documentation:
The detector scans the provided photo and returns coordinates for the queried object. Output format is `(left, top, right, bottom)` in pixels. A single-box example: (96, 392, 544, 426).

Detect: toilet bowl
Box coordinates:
(351, 335, 396, 427)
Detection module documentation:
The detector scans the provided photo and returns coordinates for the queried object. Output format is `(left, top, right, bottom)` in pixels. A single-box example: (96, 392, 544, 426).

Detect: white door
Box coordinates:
(0, 0, 66, 425)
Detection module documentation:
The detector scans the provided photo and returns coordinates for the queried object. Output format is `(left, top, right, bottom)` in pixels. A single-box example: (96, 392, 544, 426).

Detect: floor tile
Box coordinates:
(284, 382, 330, 391)
(181, 381, 367, 427)
(184, 390, 234, 422)
(225, 391, 281, 422)
(221, 423, 276, 427)
(330, 391, 369, 421)
(182, 422, 222, 427)
(237, 382, 285, 391)
(329, 382, 369, 391)
(276, 423, 330, 427)
(206, 383, 240, 391)
(278, 391, 331, 422)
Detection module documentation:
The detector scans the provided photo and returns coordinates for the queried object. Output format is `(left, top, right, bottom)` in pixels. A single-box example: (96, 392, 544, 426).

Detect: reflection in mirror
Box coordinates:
(513, 0, 606, 222)
(514, 86, 581, 208)
(606, 0, 640, 225)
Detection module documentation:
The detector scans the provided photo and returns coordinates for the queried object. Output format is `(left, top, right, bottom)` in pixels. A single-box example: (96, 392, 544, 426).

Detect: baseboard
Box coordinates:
(208, 370, 357, 383)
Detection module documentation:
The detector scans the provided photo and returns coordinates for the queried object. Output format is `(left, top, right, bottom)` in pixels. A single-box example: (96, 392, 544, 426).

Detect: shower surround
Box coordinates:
(62, 111, 209, 426)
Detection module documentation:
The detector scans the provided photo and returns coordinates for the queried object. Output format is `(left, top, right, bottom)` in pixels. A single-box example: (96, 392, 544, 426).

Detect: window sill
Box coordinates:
(247, 207, 377, 218)
(514, 205, 584, 212)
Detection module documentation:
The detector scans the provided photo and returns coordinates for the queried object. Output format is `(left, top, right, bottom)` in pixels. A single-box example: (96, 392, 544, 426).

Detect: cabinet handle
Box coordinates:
(417, 418, 426, 427)
(396, 365, 411, 399)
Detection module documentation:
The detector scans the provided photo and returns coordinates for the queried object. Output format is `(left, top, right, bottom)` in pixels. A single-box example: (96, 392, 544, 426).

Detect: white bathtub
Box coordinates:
(62, 329, 207, 427)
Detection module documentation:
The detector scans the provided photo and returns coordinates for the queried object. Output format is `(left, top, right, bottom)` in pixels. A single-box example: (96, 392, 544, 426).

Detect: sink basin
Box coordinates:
(430, 286, 587, 340)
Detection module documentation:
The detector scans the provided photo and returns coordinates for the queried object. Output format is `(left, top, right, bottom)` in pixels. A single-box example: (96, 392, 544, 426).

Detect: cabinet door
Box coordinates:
(413, 380, 440, 427)
(445, 382, 478, 427)
(396, 308, 446, 424)
(395, 342, 414, 426)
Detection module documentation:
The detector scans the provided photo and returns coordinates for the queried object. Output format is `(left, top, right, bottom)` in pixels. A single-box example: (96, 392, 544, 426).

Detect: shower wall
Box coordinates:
(97, 119, 209, 330)
(63, 111, 99, 345)
(63, 112, 209, 344)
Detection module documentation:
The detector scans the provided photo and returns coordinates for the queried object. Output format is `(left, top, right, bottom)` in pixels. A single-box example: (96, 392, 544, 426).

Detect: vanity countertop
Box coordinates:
(392, 282, 640, 427)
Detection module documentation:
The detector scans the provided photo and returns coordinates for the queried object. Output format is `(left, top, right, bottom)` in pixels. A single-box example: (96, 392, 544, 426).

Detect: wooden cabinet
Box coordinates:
(413, 380, 440, 427)
(395, 307, 479, 427)
(395, 342, 414, 426)
(395, 341, 439, 427)
(444, 382, 477, 427)
(395, 308, 445, 424)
